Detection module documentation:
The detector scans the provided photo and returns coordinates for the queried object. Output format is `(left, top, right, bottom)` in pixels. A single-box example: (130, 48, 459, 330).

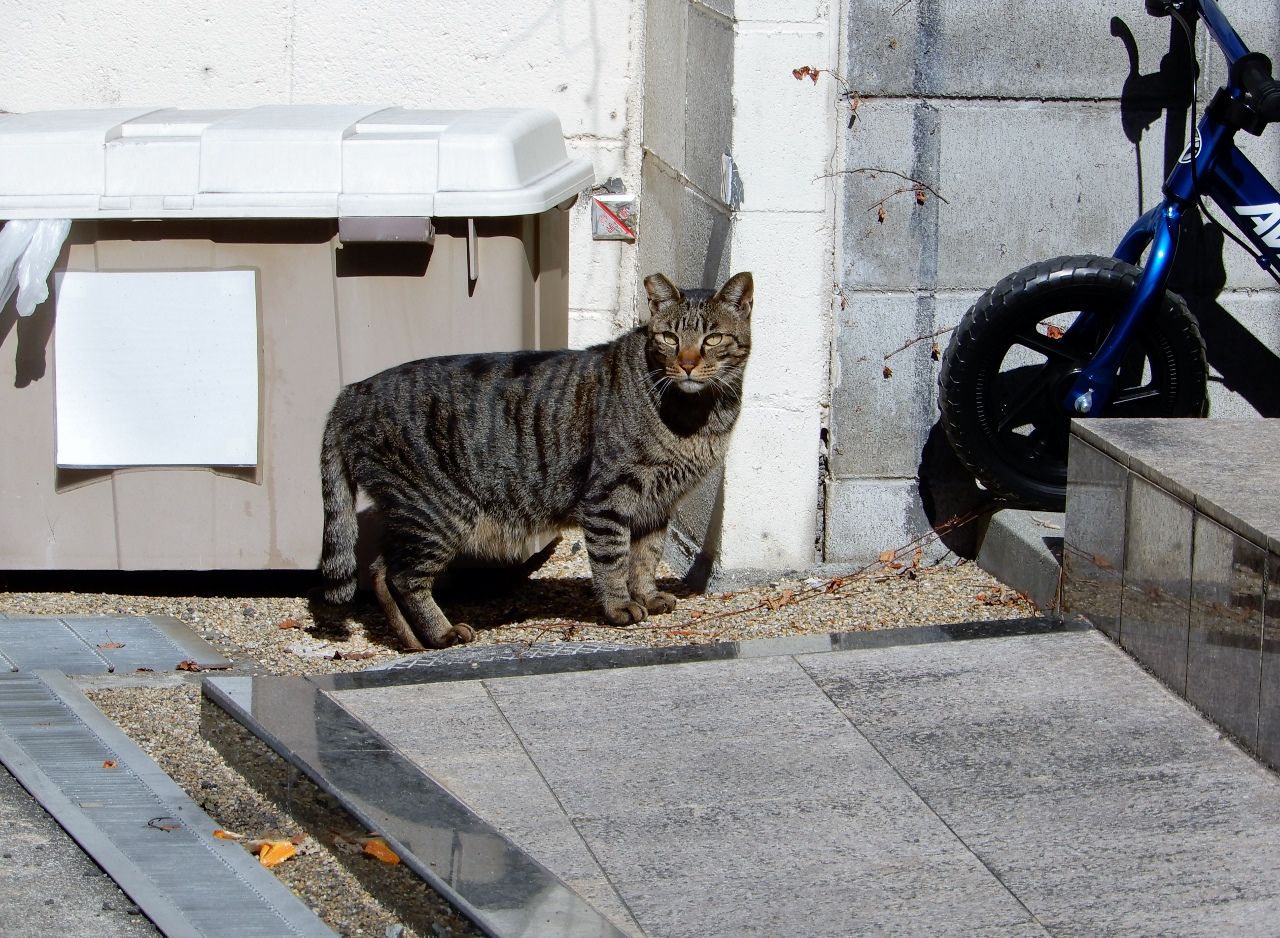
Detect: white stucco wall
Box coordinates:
(0, 0, 647, 346)
(4, 0, 845, 578)
(639, 0, 839, 578)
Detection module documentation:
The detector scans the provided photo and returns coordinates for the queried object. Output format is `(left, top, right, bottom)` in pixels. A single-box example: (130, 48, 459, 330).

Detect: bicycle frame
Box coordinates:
(1065, 0, 1280, 414)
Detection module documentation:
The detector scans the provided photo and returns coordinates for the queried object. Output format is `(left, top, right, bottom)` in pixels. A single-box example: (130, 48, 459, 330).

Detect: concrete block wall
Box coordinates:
(0, 0, 648, 350)
(828, 0, 1280, 563)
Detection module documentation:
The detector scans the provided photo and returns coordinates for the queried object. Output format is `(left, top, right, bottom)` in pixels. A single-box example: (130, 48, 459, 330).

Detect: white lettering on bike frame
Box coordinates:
(1236, 202, 1280, 249)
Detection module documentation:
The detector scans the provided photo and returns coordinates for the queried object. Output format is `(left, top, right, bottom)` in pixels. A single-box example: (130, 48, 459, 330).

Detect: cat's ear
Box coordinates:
(714, 271, 753, 319)
(644, 273, 683, 316)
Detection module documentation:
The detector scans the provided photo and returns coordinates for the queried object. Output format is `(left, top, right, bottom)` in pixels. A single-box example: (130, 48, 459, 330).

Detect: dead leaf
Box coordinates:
(96, 641, 125, 649)
(976, 591, 988, 602)
(882, 365, 893, 379)
(333, 649, 376, 661)
(1091, 554, 1113, 570)
(764, 589, 795, 612)
(176, 660, 202, 672)
(791, 65, 820, 83)
(888, 37, 898, 49)
(362, 838, 400, 865)
(930, 342, 941, 361)
(912, 547, 925, 568)
(878, 549, 897, 564)
(666, 629, 698, 637)
(877, 204, 886, 223)
(289, 834, 308, 846)
(914, 186, 926, 205)
(688, 610, 706, 619)
(213, 829, 242, 841)
(135, 667, 154, 673)
(1045, 324, 1065, 340)
(102, 759, 117, 769)
(257, 841, 297, 868)
(276, 618, 301, 630)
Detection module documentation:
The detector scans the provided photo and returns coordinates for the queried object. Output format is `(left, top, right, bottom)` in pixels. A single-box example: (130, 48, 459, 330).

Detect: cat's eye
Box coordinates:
(656, 331, 678, 346)
(703, 333, 726, 347)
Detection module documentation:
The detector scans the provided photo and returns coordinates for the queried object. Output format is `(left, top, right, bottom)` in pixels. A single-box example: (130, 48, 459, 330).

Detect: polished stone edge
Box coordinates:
(201, 676, 629, 938)
(1071, 419, 1280, 556)
(1070, 419, 1134, 469)
(312, 617, 1085, 692)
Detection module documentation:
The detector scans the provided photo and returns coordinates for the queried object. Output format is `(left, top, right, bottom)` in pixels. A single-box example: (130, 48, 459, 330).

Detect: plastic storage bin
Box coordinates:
(0, 105, 593, 570)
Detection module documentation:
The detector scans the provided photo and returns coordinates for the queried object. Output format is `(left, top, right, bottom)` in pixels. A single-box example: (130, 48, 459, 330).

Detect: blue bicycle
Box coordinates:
(939, 0, 1280, 510)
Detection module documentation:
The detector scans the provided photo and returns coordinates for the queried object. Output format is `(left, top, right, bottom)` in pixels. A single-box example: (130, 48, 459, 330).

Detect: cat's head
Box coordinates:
(642, 271, 753, 395)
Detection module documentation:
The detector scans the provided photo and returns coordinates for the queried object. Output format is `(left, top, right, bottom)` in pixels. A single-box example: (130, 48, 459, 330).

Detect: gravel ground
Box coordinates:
(0, 533, 1037, 937)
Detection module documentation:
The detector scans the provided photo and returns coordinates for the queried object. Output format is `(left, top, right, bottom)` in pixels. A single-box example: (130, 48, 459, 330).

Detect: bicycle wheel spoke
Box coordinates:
(1011, 327, 1081, 362)
(1108, 386, 1162, 409)
(995, 363, 1058, 434)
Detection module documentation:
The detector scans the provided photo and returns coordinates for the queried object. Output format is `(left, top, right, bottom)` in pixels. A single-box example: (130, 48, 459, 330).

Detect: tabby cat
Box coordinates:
(319, 271, 753, 650)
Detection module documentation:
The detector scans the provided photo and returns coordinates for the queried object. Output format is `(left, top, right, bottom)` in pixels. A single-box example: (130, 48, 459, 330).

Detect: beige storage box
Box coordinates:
(0, 105, 593, 570)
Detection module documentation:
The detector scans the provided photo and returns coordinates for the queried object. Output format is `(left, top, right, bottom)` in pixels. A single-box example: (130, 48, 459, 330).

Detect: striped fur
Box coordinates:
(319, 271, 753, 649)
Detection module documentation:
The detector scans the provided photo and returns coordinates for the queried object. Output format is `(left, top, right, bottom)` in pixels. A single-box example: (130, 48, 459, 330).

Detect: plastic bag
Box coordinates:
(0, 218, 72, 317)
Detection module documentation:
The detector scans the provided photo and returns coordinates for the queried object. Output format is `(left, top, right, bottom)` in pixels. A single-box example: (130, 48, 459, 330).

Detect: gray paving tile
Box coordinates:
(338, 656, 1038, 937)
(337, 682, 643, 937)
(482, 657, 880, 816)
(800, 630, 1280, 937)
(574, 798, 1038, 938)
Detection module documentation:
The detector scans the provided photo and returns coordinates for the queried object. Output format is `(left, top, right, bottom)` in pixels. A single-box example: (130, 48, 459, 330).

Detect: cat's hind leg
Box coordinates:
(381, 504, 477, 649)
(628, 523, 677, 615)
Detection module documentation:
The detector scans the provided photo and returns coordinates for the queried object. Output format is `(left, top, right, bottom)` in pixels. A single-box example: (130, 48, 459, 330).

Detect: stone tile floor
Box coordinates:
(211, 621, 1280, 937)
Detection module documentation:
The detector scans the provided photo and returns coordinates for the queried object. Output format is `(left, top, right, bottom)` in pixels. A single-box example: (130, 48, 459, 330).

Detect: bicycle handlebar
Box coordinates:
(1234, 53, 1280, 124)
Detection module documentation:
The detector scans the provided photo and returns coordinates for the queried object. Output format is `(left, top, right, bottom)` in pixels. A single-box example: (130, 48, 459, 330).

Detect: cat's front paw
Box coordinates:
(604, 601, 648, 626)
(641, 591, 678, 615)
(442, 624, 476, 647)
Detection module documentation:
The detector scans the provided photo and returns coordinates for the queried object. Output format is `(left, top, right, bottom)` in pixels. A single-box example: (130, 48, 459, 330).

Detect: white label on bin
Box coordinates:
(54, 270, 259, 467)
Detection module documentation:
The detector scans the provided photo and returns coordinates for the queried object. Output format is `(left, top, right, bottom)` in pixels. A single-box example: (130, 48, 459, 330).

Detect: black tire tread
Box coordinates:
(939, 255, 1207, 509)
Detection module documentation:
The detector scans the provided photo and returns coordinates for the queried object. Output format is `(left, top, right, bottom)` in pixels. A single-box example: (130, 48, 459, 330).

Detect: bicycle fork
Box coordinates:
(1062, 200, 1185, 416)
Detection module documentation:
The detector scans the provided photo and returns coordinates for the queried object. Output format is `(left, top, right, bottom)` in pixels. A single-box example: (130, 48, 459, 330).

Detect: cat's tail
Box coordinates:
(319, 413, 359, 604)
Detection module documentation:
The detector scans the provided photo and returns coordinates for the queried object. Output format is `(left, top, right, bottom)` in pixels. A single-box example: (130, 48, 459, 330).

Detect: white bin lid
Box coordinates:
(0, 105, 594, 219)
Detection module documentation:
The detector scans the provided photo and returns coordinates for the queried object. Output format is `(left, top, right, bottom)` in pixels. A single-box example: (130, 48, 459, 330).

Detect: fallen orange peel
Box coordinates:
(256, 840, 297, 868)
(362, 837, 400, 865)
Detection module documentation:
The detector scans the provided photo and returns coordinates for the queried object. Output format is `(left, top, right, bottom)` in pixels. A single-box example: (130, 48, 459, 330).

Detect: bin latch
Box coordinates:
(338, 217, 435, 245)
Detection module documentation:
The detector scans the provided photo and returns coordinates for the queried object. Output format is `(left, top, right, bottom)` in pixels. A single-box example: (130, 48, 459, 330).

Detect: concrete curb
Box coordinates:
(975, 509, 1065, 613)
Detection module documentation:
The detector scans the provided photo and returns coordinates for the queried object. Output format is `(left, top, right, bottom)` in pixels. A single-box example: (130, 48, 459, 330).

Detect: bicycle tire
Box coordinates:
(939, 255, 1207, 510)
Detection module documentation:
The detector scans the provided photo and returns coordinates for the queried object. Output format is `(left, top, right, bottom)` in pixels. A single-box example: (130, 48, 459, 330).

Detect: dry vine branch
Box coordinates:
(883, 324, 957, 361)
(828, 167, 949, 205)
(544, 508, 994, 643)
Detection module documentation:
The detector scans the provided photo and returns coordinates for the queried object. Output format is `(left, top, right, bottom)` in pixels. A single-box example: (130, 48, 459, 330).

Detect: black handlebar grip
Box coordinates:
(1234, 53, 1280, 123)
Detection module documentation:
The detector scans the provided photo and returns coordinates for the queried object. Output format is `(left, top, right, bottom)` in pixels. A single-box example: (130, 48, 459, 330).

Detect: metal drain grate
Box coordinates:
(0, 615, 230, 674)
(0, 670, 335, 938)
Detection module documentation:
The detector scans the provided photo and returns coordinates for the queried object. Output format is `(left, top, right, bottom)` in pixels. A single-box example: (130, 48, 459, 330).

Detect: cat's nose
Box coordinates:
(677, 351, 700, 374)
